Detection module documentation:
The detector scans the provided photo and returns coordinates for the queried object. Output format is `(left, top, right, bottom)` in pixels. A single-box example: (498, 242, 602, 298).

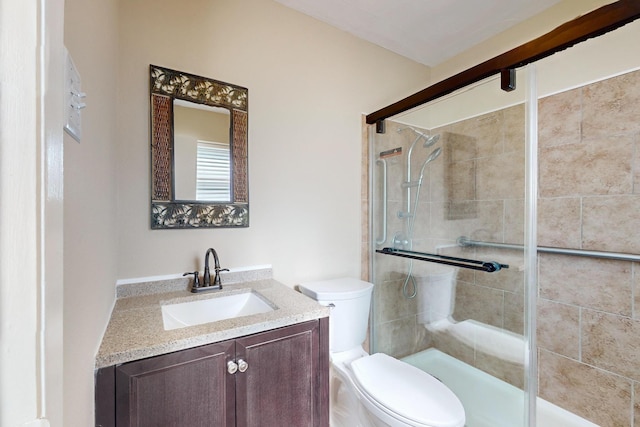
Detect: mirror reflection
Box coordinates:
(173, 100, 231, 202)
(149, 65, 249, 229)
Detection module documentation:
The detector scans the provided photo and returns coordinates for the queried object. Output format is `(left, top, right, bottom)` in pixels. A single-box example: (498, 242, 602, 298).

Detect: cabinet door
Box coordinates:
(115, 340, 235, 427)
(235, 320, 325, 427)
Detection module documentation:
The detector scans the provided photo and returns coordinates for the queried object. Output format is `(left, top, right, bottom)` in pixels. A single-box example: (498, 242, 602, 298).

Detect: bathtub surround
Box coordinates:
(368, 67, 640, 426)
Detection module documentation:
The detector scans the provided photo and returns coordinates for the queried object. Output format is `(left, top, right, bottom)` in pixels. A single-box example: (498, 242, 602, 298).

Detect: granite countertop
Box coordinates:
(95, 275, 329, 368)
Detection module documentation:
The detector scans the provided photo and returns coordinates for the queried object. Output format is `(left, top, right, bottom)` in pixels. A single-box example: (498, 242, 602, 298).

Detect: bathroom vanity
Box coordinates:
(95, 272, 329, 426)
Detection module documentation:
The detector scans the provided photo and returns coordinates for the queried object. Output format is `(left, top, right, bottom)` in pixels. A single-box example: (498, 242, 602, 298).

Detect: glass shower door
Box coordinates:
(370, 68, 533, 427)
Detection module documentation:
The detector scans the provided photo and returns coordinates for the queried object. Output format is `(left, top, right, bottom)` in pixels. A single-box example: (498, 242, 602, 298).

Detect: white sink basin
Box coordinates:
(161, 291, 275, 330)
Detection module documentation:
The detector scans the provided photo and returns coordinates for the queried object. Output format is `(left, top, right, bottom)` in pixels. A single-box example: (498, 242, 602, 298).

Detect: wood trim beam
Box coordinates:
(366, 0, 640, 125)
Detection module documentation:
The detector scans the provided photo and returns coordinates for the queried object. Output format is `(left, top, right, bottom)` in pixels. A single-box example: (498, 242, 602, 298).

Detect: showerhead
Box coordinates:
(397, 125, 426, 137)
(423, 133, 440, 148)
(398, 126, 440, 150)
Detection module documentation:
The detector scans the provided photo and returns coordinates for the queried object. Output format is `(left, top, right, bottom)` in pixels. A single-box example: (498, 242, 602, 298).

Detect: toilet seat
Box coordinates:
(350, 353, 465, 427)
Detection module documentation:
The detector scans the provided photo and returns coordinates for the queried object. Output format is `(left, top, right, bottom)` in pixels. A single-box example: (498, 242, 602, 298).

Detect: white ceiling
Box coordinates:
(274, 0, 562, 66)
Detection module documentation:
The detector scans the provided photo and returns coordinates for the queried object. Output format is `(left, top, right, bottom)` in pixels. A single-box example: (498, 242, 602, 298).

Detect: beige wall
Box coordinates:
(63, 0, 119, 426)
(117, 0, 430, 286)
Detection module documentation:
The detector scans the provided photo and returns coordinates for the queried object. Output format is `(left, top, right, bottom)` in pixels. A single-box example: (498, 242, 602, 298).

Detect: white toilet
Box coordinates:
(299, 278, 465, 427)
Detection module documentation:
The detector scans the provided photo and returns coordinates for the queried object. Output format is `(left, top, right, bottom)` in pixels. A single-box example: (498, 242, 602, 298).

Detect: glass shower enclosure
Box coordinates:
(368, 15, 640, 427)
(370, 68, 535, 427)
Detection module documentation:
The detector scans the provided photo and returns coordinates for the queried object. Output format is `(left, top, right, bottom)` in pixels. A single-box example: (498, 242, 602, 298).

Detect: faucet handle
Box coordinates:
(213, 267, 229, 286)
(183, 271, 200, 289)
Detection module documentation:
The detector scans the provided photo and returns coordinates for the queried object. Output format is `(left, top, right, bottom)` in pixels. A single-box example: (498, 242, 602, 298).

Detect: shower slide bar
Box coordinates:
(457, 236, 640, 263)
(376, 247, 509, 273)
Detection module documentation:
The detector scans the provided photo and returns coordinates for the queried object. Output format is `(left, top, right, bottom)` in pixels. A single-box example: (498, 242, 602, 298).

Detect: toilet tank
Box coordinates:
(299, 278, 373, 353)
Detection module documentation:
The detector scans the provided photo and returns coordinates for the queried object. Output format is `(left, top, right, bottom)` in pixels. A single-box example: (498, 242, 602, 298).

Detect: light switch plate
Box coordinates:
(63, 47, 85, 142)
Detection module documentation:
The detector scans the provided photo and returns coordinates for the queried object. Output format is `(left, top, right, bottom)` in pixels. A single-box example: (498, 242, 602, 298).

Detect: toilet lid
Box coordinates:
(350, 353, 465, 427)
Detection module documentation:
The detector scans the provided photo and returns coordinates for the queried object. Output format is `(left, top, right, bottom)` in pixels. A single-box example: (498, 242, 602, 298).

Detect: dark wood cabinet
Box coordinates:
(114, 340, 236, 427)
(96, 318, 329, 427)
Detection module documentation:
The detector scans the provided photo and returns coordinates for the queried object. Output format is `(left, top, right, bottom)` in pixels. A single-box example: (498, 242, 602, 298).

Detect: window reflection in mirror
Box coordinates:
(173, 100, 231, 202)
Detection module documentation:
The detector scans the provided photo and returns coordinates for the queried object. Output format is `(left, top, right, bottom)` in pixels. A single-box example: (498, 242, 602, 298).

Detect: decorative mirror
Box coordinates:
(150, 65, 249, 228)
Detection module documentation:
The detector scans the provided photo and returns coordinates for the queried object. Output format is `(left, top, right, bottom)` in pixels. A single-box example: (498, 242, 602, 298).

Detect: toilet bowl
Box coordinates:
(299, 278, 465, 427)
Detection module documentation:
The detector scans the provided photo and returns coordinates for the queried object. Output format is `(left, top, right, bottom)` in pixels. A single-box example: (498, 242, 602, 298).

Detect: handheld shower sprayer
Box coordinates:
(426, 145, 442, 163)
(417, 147, 442, 184)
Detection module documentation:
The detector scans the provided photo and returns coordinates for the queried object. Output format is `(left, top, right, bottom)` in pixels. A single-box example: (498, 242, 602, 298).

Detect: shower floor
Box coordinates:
(402, 349, 599, 427)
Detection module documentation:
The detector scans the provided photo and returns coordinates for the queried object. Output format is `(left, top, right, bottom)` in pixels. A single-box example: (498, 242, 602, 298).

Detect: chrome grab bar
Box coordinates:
(375, 158, 387, 245)
(457, 236, 640, 263)
(376, 247, 509, 273)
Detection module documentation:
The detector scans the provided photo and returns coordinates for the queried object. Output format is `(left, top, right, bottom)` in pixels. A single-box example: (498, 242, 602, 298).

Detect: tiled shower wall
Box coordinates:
(535, 69, 640, 427)
(364, 68, 640, 426)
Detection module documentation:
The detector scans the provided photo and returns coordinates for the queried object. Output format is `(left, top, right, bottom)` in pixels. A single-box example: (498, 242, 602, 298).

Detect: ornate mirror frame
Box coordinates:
(150, 65, 249, 229)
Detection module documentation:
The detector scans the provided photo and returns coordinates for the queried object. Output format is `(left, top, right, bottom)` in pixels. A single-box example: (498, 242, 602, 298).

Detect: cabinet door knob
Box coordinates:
(227, 360, 238, 374)
(237, 359, 249, 373)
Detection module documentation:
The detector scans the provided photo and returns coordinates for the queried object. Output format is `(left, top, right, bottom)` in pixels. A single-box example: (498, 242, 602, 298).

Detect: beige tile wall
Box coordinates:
(364, 69, 640, 426)
(536, 69, 640, 426)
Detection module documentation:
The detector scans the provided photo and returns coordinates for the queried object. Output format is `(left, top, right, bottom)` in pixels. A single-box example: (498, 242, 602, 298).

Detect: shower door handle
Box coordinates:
(376, 247, 509, 273)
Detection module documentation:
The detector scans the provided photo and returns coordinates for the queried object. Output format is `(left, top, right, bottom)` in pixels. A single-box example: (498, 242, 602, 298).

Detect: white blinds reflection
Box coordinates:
(196, 140, 231, 201)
